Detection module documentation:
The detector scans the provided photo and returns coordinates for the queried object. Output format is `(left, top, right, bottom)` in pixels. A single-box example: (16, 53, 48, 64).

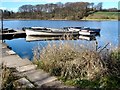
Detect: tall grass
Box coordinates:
(1, 64, 20, 89)
(33, 40, 120, 88)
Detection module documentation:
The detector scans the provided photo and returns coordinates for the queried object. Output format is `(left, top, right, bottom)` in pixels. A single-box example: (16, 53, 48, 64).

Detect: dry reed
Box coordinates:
(33, 40, 120, 82)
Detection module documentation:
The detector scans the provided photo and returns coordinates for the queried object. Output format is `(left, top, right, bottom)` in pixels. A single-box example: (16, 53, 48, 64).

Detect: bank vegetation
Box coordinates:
(2, 2, 119, 20)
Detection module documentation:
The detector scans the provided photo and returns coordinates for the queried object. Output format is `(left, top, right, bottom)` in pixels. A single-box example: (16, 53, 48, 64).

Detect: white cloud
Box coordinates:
(8, 8, 18, 12)
(0, 0, 120, 2)
(0, 7, 7, 10)
(0, 7, 18, 12)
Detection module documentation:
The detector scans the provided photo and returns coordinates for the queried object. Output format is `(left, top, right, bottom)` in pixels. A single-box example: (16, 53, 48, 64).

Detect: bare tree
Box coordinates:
(95, 2, 103, 11)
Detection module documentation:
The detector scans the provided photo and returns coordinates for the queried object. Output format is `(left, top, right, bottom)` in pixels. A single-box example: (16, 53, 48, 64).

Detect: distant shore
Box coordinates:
(3, 18, 119, 21)
(81, 18, 118, 21)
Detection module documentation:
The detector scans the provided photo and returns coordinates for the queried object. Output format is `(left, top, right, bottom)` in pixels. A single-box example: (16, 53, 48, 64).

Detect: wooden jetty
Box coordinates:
(0, 30, 26, 40)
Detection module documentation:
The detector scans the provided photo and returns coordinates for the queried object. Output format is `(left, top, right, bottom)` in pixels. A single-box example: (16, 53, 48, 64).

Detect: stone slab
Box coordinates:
(41, 81, 62, 88)
(22, 69, 57, 86)
(0, 66, 2, 90)
(2, 48, 11, 57)
(14, 77, 34, 88)
(42, 81, 76, 89)
(35, 76, 57, 87)
(0, 43, 2, 58)
(0, 40, 2, 44)
(16, 64, 37, 72)
(2, 55, 32, 68)
(6, 50, 16, 55)
(22, 69, 50, 82)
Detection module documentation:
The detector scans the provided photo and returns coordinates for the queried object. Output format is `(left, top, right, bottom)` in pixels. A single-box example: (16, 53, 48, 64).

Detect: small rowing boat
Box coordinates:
(64, 27, 100, 36)
(25, 27, 79, 36)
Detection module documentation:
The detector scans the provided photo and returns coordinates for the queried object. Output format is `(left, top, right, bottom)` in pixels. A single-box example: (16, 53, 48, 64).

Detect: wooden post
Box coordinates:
(0, 9, 3, 42)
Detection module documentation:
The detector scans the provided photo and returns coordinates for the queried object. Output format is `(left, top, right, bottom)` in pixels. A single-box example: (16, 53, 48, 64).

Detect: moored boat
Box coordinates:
(81, 27, 100, 33)
(79, 35, 96, 41)
(64, 27, 82, 31)
(24, 26, 100, 37)
(79, 30, 96, 36)
(25, 27, 79, 36)
(64, 27, 100, 35)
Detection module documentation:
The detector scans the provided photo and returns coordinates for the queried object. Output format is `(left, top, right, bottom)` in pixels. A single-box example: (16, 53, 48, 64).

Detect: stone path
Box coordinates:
(0, 68, 2, 89)
(0, 41, 70, 89)
(21, 69, 57, 87)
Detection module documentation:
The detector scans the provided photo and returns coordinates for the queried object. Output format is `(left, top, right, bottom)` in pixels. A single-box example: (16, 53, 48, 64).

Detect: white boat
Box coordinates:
(79, 35, 96, 41)
(64, 27, 100, 36)
(79, 30, 96, 36)
(81, 27, 100, 34)
(25, 27, 79, 36)
(66, 27, 82, 31)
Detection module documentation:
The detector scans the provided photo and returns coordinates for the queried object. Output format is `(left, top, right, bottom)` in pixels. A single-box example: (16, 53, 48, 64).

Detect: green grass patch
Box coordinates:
(85, 11, 119, 20)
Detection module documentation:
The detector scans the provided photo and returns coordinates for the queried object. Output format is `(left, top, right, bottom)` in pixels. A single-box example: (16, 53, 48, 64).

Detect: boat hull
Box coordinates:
(26, 29, 79, 36)
(79, 31, 96, 36)
(79, 35, 96, 41)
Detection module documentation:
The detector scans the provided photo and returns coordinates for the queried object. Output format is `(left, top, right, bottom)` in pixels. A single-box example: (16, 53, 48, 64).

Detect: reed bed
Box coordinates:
(33, 40, 120, 88)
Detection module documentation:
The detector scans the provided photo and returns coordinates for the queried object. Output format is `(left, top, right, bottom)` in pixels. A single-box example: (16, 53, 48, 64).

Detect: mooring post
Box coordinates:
(0, 9, 3, 42)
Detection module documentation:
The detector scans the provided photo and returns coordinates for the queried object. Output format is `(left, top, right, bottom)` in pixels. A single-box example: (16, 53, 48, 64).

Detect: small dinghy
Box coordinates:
(24, 27, 79, 36)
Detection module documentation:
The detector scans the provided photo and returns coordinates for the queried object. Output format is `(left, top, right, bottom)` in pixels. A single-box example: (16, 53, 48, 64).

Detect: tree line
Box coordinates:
(2, 2, 119, 20)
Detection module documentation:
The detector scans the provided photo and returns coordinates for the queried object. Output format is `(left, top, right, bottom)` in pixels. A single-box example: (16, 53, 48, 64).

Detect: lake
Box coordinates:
(3, 20, 119, 60)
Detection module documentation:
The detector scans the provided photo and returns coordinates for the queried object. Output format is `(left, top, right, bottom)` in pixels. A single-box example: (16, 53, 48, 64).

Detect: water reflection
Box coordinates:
(26, 35, 97, 42)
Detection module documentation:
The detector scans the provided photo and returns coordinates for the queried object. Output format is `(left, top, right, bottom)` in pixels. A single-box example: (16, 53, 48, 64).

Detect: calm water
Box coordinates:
(3, 20, 119, 60)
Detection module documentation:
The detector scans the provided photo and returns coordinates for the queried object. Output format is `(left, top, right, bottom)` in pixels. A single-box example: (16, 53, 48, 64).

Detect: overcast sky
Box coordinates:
(0, 0, 119, 12)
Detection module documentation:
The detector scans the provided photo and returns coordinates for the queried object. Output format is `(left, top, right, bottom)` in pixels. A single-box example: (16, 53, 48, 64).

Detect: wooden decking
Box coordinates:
(0, 30, 26, 40)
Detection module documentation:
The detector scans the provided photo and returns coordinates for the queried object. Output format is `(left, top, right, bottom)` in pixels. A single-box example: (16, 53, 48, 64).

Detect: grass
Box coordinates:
(1, 64, 35, 89)
(33, 39, 120, 88)
(1, 65, 20, 89)
(84, 11, 119, 20)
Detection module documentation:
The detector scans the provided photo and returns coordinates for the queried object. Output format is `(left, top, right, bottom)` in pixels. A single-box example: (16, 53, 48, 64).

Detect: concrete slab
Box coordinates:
(2, 43, 8, 49)
(2, 48, 11, 57)
(21, 69, 57, 87)
(35, 76, 57, 87)
(0, 59, 2, 90)
(42, 81, 75, 88)
(0, 43, 2, 58)
(16, 64, 37, 72)
(0, 70, 2, 89)
(41, 81, 62, 88)
(2, 45, 7, 49)
(0, 50, 2, 57)
(0, 60, 1, 64)
(6, 50, 16, 55)
(22, 69, 50, 82)
(0, 40, 2, 44)
(2, 55, 32, 68)
(14, 77, 35, 88)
